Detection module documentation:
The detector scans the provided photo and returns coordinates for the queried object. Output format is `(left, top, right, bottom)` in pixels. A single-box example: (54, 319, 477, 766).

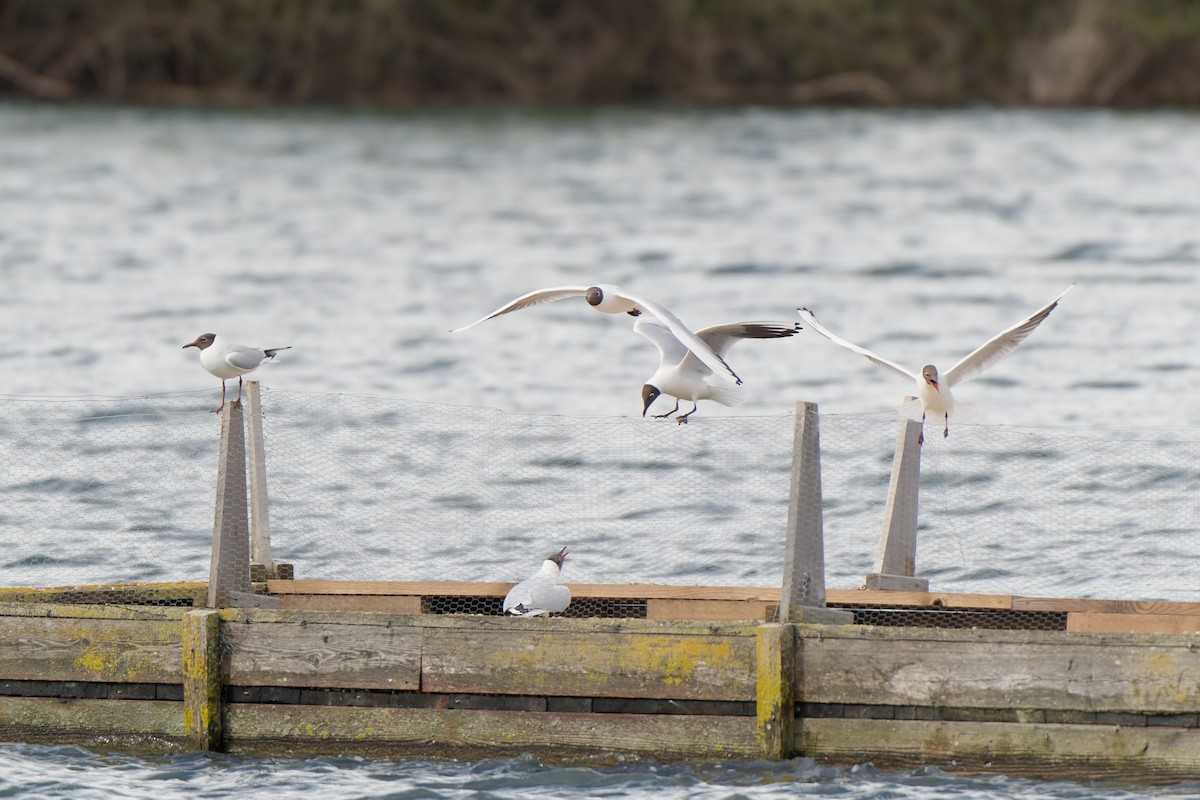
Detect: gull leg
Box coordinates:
(234, 375, 244, 408)
(943, 412, 949, 439)
(652, 400, 681, 419)
(213, 381, 226, 413)
(918, 412, 926, 445)
(676, 402, 699, 425)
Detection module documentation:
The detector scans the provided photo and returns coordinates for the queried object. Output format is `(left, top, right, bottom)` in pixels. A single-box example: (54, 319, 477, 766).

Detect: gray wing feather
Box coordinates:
(224, 347, 270, 371)
(451, 286, 590, 332)
(796, 307, 917, 383)
(943, 283, 1074, 387)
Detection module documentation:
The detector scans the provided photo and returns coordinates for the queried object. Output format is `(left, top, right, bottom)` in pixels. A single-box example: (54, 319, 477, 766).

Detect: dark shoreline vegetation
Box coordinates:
(2, 0, 1200, 109)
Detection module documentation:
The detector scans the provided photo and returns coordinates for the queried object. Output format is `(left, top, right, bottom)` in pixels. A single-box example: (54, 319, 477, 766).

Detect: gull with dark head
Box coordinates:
(637, 317, 800, 424)
(797, 284, 1074, 442)
(503, 547, 571, 617)
(183, 333, 292, 412)
(452, 283, 744, 384)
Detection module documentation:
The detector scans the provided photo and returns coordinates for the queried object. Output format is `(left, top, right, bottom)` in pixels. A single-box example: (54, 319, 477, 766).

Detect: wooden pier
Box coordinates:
(2, 391, 1198, 777)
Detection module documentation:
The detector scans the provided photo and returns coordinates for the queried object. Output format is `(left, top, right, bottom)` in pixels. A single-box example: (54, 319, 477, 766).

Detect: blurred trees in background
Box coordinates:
(1, 0, 1199, 107)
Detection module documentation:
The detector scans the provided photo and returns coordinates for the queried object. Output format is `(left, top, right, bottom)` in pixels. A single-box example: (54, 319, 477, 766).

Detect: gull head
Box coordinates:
(547, 547, 568, 567)
(183, 333, 216, 351)
(585, 286, 605, 307)
(641, 384, 661, 416)
(586, 284, 639, 315)
(921, 364, 940, 391)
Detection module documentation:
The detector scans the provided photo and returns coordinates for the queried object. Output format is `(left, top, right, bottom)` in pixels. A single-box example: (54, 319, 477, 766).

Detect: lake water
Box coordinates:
(1, 104, 1199, 798)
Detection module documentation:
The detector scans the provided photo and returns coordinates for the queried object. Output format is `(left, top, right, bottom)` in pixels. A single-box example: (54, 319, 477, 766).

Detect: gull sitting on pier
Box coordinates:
(797, 284, 1074, 443)
(503, 547, 571, 617)
(451, 283, 745, 384)
(183, 333, 292, 412)
(637, 317, 800, 424)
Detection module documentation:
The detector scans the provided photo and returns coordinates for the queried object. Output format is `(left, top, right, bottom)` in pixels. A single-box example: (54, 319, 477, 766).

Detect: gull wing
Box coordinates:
(796, 307, 917, 383)
(224, 347, 269, 371)
(633, 318, 691, 369)
(528, 580, 571, 613)
(502, 577, 535, 614)
(450, 286, 590, 332)
(673, 320, 800, 376)
(943, 283, 1075, 388)
(618, 289, 743, 385)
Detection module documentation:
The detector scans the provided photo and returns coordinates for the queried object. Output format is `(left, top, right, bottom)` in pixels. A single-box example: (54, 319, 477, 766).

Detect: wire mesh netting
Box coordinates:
(0, 387, 1197, 606)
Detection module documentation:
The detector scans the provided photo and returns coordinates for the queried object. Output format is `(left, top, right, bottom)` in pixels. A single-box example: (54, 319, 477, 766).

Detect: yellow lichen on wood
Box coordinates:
(755, 623, 794, 759)
(182, 610, 222, 751)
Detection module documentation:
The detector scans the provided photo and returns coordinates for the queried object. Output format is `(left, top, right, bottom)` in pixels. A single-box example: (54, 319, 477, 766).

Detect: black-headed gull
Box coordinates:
(183, 333, 292, 412)
(637, 318, 800, 424)
(503, 547, 571, 617)
(797, 284, 1074, 442)
(452, 283, 744, 384)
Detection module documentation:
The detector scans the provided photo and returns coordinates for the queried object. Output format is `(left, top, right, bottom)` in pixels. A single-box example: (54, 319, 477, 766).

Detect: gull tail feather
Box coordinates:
(707, 385, 745, 408)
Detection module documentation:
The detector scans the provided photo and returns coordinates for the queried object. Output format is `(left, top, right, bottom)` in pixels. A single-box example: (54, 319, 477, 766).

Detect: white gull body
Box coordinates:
(797, 283, 1074, 441)
(636, 317, 800, 424)
(503, 547, 571, 617)
(452, 283, 745, 385)
(183, 333, 292, 410)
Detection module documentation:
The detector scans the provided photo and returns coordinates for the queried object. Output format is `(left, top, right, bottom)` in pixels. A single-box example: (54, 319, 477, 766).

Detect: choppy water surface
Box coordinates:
(0, 745, 1193, 800)
(2, 105, 1200, 797)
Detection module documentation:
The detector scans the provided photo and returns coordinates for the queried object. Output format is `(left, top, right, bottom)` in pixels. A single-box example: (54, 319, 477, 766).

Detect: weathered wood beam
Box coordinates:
(864, 402, 929, 592)
(755, 623, 794, 758)
(182, 609, 222, 751)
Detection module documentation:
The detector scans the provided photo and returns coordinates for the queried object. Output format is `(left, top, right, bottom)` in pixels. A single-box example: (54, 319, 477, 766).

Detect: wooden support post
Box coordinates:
(780, 402, 853, 625)
(244, 381, 282, 581)
(182, 609, 222, 751)
(864, 399, 930, 592)
(208, 401, 279, 608)
(756, 623, 794, 759)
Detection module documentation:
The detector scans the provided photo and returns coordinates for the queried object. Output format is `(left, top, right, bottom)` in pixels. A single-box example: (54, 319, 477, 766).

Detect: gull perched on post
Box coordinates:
(503, 547, 571, 617)
(797, 284, 1074, 443)
(636, 317, 800, 424)
(183, 333, 292, 412)
(451, 283, 745, 384)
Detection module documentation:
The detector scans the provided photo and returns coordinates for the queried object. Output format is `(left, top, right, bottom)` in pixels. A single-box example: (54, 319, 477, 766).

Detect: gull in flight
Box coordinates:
(183, 333, 292, 412)
(503, 547, 571, 617)
(797, 284, 1074, 442)
(637, 317, 800, 424)
(452, 283, 744, 384)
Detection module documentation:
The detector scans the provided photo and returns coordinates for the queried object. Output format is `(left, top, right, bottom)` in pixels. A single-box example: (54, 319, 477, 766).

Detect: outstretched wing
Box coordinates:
(633, 318, 691, 367)
(450, 286, 590, 332)
(618, 289, 743, 385)
(943, 283, 1075, 388)
(672, 320, 799, 375)
(796, 307, 917, 383)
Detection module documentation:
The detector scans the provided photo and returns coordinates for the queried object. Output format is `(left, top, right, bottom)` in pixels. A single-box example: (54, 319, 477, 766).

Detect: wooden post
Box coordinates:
(780, 402, 853, 625)
(182, 609, 222, 751)
(756, 623, 794, 759)
(863, 399, 930, 592)
(245, 381, 273, 577)
(208, 401, 250, 608)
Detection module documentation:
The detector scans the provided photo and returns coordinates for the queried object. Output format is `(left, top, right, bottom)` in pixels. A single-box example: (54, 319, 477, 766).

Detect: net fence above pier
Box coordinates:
(0, 388, 1197, 604)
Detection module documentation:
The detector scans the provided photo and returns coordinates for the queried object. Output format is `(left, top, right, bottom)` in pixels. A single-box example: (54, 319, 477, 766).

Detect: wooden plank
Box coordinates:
(245, 380, 273, 572)
(223, 619, 421, 690)
(209, 400, 252, 608)
(423, 626, 754, 701)
(798, 717, 1200, 778)
(0, 616, 183, 683)
(0, 697, 186, 751)
(795, 626, 1200, 713)
(0, 602, 191, 621)
(756, 623, 794, 758)
(266, 580, 785, 601)
(870, 405, 923, 581)
(225, 704, 757, 759)
(1067, 613, 1200, 634)
(826, 589, 1013, 610)
(0, 583, 206, 606)
(276, 595, 422, 613)
(647, 599, 775, 621)
(1015, 596, 1200, 615)
(182, 610, 222, 750)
